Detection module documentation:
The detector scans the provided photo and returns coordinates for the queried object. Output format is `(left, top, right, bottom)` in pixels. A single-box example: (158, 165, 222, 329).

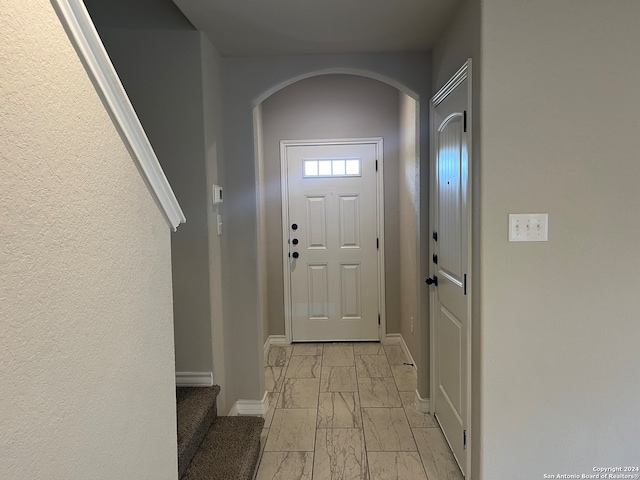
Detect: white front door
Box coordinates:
(283, 141, 381, 342)
(430, 63, 471, 477)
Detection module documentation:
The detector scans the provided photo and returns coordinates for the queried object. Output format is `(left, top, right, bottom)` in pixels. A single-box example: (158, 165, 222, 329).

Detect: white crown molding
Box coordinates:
(176, 372, 214, 387)
(51, 0, 186, 231)
(227, 391, 269, 416)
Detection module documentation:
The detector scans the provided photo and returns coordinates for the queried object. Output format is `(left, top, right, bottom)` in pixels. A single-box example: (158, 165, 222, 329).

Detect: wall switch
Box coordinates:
(509, 214, 548, 242)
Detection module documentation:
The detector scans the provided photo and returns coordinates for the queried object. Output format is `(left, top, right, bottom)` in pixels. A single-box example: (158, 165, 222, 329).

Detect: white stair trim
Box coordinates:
(176, 372, 213, 387)
(51, 0, 185, 231)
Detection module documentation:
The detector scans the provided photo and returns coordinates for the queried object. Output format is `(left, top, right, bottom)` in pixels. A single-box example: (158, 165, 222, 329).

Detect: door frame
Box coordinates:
(429, 59, 473, 478)
(280, 138, 386, 344)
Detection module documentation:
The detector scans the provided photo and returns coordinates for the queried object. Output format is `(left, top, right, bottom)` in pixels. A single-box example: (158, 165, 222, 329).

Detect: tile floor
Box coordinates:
(255, 342, 464, 480)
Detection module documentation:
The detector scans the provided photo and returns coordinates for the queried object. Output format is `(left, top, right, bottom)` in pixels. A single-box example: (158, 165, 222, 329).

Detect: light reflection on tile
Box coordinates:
(255, 451, 314, 480)
(313, 428, 368, 480)
(368, 452, 427, 480)
(362, 407, 417, 452)
(286, 355, 322, 378)
(413, 428, 464, 480)
(317, 392, 362, 428)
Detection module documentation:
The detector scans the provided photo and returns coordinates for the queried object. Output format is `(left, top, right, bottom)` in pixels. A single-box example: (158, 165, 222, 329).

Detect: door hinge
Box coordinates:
(463, 429, 467, 451)
(376, 238, 379, 249)
(464, 273, 467, 296)
(463, 110, 467, 132)
(378, 314, 381, 325)
(432, 231, 438, 242)
(375, 159, 378, 171)
(432, 254, 438, 265)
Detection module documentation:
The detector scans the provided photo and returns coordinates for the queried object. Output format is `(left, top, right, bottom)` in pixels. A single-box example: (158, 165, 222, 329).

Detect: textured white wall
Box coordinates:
(0, 1, 177, 479)
(481, 0, 640, 476)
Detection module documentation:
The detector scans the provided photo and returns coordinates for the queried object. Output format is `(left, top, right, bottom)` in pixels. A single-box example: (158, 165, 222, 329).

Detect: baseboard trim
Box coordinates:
(384, 334, 417, 373)
(176, 371, 213, 387)
(264, 335, 288, 360)
(415, 389, 430, 413)
(227, 391, 269, 416)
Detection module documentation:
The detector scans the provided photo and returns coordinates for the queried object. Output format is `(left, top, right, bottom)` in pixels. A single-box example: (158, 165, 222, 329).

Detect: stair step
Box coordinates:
(177, 386, 221, 479)
(181, 416, 265, 480)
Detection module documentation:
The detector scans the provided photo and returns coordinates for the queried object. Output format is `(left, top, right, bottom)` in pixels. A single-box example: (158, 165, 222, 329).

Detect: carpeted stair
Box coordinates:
(177, 386, 264, 480)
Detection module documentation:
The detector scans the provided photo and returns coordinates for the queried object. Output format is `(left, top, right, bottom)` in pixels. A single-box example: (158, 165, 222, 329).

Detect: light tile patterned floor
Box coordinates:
(255, 342, 464, 480)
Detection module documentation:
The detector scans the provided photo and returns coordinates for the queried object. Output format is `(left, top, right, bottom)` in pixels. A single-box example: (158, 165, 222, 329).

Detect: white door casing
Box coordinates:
(429, 61, 472, 478)
(281, 139, 385, 342)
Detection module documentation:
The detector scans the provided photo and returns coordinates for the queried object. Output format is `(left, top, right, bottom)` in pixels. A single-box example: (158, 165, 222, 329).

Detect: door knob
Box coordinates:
(292, 223, 298, 230)
(292, 238, 299, 245)
(425, 276, 438, 286)
(292, 252, 299, 259)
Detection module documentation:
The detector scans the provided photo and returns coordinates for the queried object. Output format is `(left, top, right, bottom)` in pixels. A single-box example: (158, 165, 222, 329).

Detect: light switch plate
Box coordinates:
(509, 214, 548, 242)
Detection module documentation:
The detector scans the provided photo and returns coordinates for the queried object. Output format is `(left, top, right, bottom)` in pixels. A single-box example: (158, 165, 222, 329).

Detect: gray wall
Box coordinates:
(87, 0, 233, 409)
(480, 0, 640, 475)
(261, 74, 401, 339)
(431, 0, 481, 474)
(222, 52, 431, 401)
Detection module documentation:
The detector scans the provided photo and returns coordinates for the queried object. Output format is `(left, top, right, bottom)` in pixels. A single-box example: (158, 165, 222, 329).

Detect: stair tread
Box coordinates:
(181, 416, 265, 480)
(177, 386, 221, 479)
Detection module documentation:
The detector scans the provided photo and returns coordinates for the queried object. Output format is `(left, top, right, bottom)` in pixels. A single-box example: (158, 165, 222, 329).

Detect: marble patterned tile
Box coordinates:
(278, 378, 320, 408)
(357, 377, 402, 407)
(399, 391, 437, 428)
(413, 428, 464, 480)
(265, 367, 286, 392)
(255, 451, 314, 480)
(292, 343, 324, 356)
(264, 392, 280, 427)
(353, 342, 384, 355)
(322, 344, 355, 367)
(266, 346, 293, 367)
(285, 355, 322, 378)
(313, 428, 368, 480)
(367, 452, 428, 480)
(355, 354, 393, 378)
(317, 392, 362, 428)
(362, 407, 417, 452)
(383, 344, 407, 366)
(391, 365, 417, 392)
(320, 366, 358, 392)
(265, 409, 317, 452)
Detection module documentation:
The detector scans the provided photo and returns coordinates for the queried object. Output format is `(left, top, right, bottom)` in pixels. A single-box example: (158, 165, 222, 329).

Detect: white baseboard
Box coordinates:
(227, 391, 269, 416)
(415, 389, 430, 413)
(264, 335, 288, 361)
(176, 371, 213, 387)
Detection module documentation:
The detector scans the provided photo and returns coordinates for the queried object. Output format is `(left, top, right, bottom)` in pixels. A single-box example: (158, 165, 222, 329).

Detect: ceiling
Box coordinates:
(172, 0, 462, 57)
